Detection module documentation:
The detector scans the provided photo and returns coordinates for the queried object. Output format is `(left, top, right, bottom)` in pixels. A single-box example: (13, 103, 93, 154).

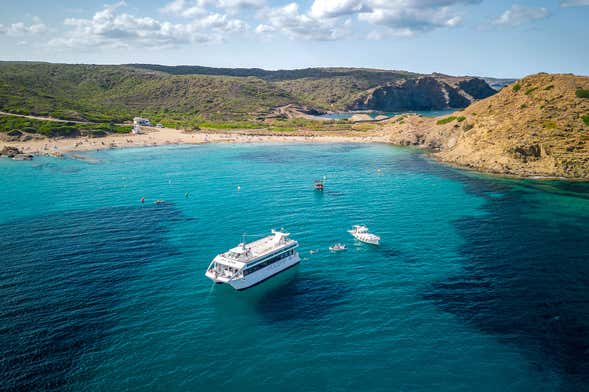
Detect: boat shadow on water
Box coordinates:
(211, 266, 350, 324)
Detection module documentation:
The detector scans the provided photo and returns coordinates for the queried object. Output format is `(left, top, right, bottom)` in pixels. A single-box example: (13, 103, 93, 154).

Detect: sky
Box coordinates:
(0, 0, 588, 78)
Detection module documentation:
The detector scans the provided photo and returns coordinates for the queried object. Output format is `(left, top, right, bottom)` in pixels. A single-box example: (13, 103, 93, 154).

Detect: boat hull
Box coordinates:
(357, 238, 379, 245)
(349, 232, 380, 245)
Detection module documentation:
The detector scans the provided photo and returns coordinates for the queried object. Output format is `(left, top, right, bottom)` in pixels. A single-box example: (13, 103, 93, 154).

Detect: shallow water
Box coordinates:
(1, 144, 588, 391)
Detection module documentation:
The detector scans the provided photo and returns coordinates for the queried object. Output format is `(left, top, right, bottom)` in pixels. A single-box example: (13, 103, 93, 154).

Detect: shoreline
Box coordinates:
(2, 126, 588, 181)
(0, 126, 389, 157)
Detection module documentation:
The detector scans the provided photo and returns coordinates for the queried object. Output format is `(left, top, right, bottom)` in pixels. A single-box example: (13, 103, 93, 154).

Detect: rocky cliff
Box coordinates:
(350, 76, 495, 111)
(382, 73, 589, 179)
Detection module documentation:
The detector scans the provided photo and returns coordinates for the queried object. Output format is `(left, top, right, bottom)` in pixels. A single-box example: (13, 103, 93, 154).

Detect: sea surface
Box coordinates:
(318, 109, 456, 120)
(1, 143, 588, 391)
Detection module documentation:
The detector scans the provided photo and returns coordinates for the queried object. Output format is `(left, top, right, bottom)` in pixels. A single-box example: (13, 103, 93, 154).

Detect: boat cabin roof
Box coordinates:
(215, 230, 297, 268)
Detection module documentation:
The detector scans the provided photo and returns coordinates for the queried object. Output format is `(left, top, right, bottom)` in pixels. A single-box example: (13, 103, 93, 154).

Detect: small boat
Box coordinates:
(348, 225, 380, 245)
(154, 199, 166, 205)
(329, 243, 347, 252)
(314, 180, 324, 191)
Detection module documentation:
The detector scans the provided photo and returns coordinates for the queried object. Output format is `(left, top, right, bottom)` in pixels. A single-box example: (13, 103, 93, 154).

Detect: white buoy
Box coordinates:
(237, 185, 241, 191)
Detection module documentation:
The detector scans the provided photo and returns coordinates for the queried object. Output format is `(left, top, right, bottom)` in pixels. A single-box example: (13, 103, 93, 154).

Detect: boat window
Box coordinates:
(243, 248, 296, 276)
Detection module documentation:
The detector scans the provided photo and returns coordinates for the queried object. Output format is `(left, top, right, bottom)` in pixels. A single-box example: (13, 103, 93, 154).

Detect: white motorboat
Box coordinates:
(348, 225, 380, 245)
(205, 230, 300, 290)
(329, 243, 347, 252)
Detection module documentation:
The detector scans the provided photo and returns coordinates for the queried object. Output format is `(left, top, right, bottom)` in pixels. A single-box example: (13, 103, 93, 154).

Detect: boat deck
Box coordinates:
(221, 234, 297, 265)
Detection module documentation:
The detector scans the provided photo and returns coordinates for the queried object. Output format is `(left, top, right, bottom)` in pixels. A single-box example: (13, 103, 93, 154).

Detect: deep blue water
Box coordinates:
(318, 110, 456, 120)
(1, 144, 588, 391)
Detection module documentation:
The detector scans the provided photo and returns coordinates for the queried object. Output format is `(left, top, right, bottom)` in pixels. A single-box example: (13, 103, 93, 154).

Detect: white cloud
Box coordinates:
(0, 20, 47, 36)
(219, 0, 265, 11)
(255, 2, 350, 41)
(161, 0, 209, 17)
(560, 0, 589, 7)
(256, 0, 478, 41)
(492, 4, 549, 26)
(50, 2, 246, 49)
(255, 24, 275, 33)
(358, 5, 465, 36)
(356, 1, 480, 35)
(309, 0, 369, 18)
(161, 0, 265, 17)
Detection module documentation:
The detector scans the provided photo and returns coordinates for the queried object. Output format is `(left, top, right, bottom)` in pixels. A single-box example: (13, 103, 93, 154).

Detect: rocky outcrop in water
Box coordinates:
(0, 146, 22, 157)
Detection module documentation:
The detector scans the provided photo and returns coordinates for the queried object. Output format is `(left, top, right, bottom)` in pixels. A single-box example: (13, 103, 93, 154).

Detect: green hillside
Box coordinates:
(0, 62, 293, 124)
(0, 62, 496, 126)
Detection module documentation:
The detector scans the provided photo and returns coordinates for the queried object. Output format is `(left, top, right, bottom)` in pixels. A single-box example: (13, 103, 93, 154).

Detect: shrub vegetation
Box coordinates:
(436, 116, 457, 125)
(0, 115, 131, 137)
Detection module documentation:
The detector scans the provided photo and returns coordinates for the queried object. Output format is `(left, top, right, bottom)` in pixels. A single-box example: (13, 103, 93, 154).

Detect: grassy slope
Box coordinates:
(131, 64, 419, 110)
(0, 62, 294, 124)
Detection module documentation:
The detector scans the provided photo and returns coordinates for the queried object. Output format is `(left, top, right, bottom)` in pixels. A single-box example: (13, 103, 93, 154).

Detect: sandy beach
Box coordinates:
(1, 126, 389, 157)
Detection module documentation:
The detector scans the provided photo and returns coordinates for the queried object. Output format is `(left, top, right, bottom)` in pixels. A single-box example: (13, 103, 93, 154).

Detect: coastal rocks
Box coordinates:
(4, 130, 23, 141)
(457, 78, 498, 99)
(351, 77, 495, 112)
(12, 154, 33, 161)
(0, 146, 34, 160)
(513, 144, 542, 162)
(0, 146, 22, 157)
(265, 104, 327, 120)
(349, 114, 373, 122)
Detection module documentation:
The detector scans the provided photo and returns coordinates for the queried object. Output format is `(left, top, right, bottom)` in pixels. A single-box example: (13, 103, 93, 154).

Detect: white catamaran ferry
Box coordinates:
(205, 230, 300, 290)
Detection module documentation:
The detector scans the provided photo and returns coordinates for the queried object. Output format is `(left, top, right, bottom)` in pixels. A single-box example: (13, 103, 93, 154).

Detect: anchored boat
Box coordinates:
(329, 243, 347, 252)
(314, 180, 324, 191)
(205, 230, 300, 290)
(348, 225, 380, 245)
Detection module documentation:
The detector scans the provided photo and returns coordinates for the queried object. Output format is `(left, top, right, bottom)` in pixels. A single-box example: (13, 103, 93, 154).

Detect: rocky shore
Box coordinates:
(382, 73, 589, 179)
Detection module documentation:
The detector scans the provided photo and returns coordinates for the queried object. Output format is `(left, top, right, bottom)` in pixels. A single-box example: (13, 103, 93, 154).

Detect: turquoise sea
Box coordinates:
(1, 143, 588, 391)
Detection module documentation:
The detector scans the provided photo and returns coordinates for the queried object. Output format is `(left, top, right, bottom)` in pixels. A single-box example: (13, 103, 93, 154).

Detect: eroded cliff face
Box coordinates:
(350, 76, 495, 111)
(381, 73, 589, 179)
(457, 78, 498, 99)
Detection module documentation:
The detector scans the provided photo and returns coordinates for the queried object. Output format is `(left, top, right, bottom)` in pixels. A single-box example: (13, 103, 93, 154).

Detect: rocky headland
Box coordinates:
(383, 73, 589, 179)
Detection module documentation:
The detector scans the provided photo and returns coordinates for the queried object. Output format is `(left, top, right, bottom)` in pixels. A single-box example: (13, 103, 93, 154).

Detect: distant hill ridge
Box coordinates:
(0, 61, 497, 123)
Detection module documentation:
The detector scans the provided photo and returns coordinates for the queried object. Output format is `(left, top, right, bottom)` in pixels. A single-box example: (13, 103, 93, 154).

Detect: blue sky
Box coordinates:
(0, 0, 588, 77)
